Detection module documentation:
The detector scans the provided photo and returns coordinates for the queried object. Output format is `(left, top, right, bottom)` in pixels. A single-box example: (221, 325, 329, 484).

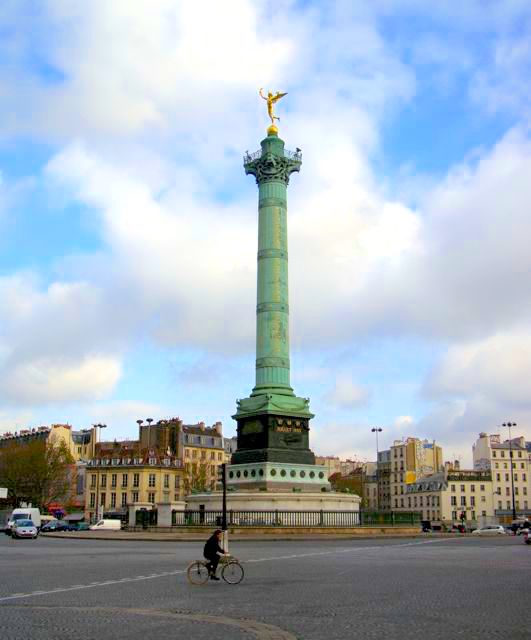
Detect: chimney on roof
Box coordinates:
(454, 459, 460, 470)
(214, 421, 222, 435)
(199, 422, 205, 431)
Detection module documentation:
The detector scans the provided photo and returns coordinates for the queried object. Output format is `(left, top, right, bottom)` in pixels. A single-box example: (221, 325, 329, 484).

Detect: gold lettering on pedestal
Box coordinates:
(276, 426, 302, 433)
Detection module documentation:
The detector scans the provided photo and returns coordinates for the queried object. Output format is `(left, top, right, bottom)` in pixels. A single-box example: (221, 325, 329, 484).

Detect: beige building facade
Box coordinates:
(473, 432, 531, 517)
(395, 469, 494, 526)
(384, 437, 443, 511)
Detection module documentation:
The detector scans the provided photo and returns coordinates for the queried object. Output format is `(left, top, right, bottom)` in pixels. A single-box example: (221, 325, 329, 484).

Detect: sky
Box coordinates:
(1, 0, 531, 467)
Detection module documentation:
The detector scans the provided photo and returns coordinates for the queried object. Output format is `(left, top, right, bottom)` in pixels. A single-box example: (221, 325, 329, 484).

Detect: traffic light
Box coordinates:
(217, 463, 226, 487)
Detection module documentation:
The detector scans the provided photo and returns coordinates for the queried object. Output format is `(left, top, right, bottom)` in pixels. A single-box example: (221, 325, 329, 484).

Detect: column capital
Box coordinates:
(244, 135, 301, 186)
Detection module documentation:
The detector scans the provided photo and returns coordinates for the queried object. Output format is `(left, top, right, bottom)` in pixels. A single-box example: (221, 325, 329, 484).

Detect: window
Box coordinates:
(394, 499, 398, 507)
(495, 463, 499, 469)
(90, 493, 95, 508)
(91, 474, 96, 488)
(192, 450, 197, 459)
(480, 484, 485, 491)
(496, 473, 501, 481)
(420, 497, 424, 507)
(149, 474, 156, 487)
(210, 451, 215, 460)
(451, 484, 456, 492)
(185, 449, 190, 458)
(132, 491, 139, 502)
(77, 446, 81, 454)
(481, 495, 486, 502)
(121, 493, 127, 507)
(408, 497, 411, 508)
(482, 510, 486, 517)
(211, 465, 215, 475)
(501, 451, 505, 458)
(164, 474, 169, 488)
(111, 493, 116, 508)
(174, 494, 179, 501)
(111, 474, 117, 488)
(149, 457, 157, 465)
(460, 485, 465, 492)
(218, 452, 222, 461)
(133, 473, 140, 487)
(470, 496, 475, 506)
(174, 476, 180, 489)
(122, 474, 128, 488)
(506, 487, 510, 496)
(507, 501, 511, 509)
(400, 498, 404, 507)
(515, 487, 519, 495)
(498, 501, 502, 510)
(451, 496, 457, 505)
(101, 474, 107, 488)
(100, 492, 106, 506)
(505, 473, 509, 482)
(460, 496, 466, 506)
(471, 511, 476, 520)
(518, 451, 522, 458)
(493, 451, 497, 457)
(452, 511, 457, 520)
(514, 473, 518, 481)
(201, 450, 206, 460)
(148, 492, 155, 504)
(524, 487, 528, 496)
(470, 484, 475, 492)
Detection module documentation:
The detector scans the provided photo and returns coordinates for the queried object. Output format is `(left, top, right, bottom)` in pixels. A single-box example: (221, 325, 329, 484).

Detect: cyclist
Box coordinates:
(203, 529, 226, 580)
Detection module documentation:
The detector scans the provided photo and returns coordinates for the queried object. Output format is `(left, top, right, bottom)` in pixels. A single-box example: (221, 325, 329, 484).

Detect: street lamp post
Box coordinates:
(371, 427, 383, 512)
(502, 422, 517, 522)
(93, 423, 107, 522)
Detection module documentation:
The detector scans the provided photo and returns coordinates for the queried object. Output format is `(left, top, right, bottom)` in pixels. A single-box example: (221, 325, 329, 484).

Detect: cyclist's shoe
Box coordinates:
(210, 575, 220, 581)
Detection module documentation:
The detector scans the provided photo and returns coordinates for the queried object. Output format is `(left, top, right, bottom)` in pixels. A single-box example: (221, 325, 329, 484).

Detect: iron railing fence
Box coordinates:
(170, 510, 421, 528)
(243, 148, 302, 165)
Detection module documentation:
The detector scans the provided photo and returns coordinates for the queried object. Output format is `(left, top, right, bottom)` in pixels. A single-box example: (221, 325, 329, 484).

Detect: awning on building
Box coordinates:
(64, 512, 85, 522)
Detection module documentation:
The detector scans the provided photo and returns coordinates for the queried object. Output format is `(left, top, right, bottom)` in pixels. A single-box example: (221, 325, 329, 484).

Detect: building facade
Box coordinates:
(380, 437, 443, 511)
(399, 468, 494, 527)
(473, 432, 531, 518)
(0, 424, 97, 461)
(182, 422, 226, 492)
(85, 443, 184, 522)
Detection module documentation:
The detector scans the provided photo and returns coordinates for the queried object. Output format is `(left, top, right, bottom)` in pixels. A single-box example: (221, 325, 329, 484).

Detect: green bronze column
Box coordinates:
(245, 131, 299, 396)
(232, 123, 315, 466)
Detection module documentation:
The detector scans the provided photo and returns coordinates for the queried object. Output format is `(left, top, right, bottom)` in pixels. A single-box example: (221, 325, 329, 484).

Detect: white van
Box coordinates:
(6, 508, 41, 535)
(89, 519, 121, 531)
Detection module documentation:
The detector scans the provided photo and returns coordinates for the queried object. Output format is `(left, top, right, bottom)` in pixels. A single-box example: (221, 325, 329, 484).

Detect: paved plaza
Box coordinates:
(0, 534, 528, 639)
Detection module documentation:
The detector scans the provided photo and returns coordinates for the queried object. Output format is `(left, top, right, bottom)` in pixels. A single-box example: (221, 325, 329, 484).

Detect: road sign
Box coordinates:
(0, 488, 8, 499)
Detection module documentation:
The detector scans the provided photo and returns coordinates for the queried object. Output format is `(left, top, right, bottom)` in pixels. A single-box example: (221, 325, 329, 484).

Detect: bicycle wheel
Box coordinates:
(187, 561, 210, 585)
(221, 561, 244, 584)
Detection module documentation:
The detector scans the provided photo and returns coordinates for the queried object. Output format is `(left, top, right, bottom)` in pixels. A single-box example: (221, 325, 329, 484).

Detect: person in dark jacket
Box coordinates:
(203, 529, 226, 580)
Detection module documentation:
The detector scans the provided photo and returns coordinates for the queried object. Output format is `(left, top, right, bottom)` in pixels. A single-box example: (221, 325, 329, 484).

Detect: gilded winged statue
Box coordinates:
(259, 88, 288, 126)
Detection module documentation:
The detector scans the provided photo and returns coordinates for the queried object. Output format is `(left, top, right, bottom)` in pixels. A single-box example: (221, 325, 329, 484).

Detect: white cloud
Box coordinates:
(325, 375, 370, 409)
(425, 332, 531, 408)
(0, 355, 121, 405)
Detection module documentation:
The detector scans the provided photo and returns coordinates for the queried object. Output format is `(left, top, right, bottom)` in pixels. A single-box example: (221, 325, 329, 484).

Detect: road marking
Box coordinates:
(0, 537, 459, 603)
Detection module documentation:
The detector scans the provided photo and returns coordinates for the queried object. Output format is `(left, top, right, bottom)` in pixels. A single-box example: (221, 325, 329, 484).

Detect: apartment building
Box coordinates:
(0, 423, 97, 461)
(182, 422, 226, 492)
(473, 432, 531, 516)
(362, 462, 378, 510)
(315, 456, 360, 479)
(382, 437, 443, 511)
(401, 468, 494, 526)
(85, 443, 185, 521)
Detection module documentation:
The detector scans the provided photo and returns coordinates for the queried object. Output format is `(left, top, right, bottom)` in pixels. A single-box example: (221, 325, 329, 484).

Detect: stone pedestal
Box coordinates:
(156, 501, 186, 527)
(186, 490, 360, 514)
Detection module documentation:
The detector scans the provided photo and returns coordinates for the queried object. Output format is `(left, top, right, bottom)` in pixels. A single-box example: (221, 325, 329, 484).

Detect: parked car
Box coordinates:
(524, 531, 531, 545)
(89, 519, 121, 531)
(40, 520, 75, 533)
(5, 508, 41, 535)
(11, 519, 38, 539)
(69, 522, 90, 531)
(472, 525, 506, 535)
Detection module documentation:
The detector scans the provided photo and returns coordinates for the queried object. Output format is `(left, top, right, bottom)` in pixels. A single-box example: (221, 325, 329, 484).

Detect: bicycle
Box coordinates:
(187, 554, 244, 585)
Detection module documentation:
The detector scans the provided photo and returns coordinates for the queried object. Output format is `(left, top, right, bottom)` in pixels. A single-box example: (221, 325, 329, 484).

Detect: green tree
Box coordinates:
(0, 438, 74, 509)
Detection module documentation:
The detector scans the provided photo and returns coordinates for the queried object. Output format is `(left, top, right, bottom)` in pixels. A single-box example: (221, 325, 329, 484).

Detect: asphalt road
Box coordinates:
(0, 534, 529, 639)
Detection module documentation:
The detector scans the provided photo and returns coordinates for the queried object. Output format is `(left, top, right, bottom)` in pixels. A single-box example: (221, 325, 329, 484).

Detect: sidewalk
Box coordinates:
(42, 527, 449, 542)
